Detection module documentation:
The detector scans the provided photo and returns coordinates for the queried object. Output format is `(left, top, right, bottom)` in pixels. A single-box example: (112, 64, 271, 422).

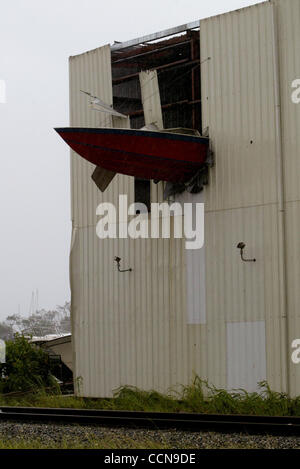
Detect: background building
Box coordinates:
(68, 0, 300, 397)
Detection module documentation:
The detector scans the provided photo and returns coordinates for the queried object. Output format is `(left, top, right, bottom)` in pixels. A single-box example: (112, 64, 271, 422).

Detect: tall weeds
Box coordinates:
(1, 376, 300, 416)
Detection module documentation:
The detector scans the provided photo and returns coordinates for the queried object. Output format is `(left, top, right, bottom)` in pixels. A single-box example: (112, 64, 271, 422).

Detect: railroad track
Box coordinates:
(1, 406, 300, 436)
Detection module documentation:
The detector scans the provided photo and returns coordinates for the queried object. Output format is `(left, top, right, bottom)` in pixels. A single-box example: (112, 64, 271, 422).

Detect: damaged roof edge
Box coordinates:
(111, 20, 200, 51)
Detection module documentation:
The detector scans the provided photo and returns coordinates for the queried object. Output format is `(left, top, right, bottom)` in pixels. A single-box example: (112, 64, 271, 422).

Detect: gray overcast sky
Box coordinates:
(0, 0, 265, 320)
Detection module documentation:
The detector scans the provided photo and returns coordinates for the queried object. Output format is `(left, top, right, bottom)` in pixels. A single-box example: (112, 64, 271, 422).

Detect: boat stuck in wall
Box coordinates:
(55, 126, 209, 186)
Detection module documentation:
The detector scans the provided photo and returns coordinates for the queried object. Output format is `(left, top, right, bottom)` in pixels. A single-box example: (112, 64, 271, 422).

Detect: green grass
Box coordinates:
(0, 436, 265, 450)
(0, 377, 300, 417)
(0, 437, 173, 450)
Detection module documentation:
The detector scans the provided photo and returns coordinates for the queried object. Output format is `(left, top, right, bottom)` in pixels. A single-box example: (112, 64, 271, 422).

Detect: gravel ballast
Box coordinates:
(0, 421, 300, 449)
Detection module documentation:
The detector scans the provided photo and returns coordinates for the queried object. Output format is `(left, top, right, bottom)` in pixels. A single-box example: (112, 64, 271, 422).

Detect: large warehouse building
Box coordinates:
(67, 0, 300, 397)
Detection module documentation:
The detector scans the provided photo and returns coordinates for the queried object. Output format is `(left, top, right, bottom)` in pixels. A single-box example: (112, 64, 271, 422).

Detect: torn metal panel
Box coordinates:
(139, 70, 164, 129)
(161, 128, 200, 136)
(91, 111, 130, 192)
(80, 90, 128, 118)
(91, 166, 116, 192)
(112, 114, 131, 129)
(91, 100, 127, 118)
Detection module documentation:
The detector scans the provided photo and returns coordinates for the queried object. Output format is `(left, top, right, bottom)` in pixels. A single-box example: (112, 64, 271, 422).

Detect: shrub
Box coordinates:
(0, 334, 58, 394)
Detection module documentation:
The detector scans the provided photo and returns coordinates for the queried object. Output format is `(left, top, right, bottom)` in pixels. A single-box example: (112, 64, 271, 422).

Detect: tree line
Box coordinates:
(0, 302, 71, 340)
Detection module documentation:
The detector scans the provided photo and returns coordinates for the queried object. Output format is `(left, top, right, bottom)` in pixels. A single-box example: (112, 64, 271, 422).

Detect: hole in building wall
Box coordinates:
(134, 178, 151, 213)
(111, 30, 202, 132)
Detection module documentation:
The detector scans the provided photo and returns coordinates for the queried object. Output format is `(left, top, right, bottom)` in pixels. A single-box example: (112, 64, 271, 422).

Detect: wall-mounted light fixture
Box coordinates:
(236, 242, 256, 263)
(114, 256, 132, 272)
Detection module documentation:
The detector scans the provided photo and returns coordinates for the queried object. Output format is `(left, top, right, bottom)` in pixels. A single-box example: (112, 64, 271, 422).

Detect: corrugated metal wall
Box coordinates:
(70, 46, 193, 397)
(69, 45, 136, 396)
(70, 0, 300, 397)
(200, 0, 285, 392)
(200, 0, 300, 394)
(226, 321, 266, 393)
(275, 0, 300, 396)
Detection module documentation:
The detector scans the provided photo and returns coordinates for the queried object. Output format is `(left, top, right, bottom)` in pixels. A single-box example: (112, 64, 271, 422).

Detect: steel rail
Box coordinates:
(1, 407, 300, 436)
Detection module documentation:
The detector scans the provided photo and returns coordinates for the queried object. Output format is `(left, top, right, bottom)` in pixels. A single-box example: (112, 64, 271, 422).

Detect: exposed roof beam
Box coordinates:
(111, 20, 200, 51)
(127, 99, 202, 117)
(112, 40, 191, 64)
(112, 58, 199, 85)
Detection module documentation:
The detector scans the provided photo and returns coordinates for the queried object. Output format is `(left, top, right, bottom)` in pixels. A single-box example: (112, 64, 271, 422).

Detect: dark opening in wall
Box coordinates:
(111, 29, 202, 132)
(134, 178, 151, 213)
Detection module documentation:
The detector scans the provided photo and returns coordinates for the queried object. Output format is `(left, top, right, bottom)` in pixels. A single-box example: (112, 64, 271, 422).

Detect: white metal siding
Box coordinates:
(69, 44, 114, 228)
(201, 3, 278, 212)
(200, 1, 286, 391)
(227, 321, 267, 393)
(176, 191, 206, 325)
(275, 0, 300, 396)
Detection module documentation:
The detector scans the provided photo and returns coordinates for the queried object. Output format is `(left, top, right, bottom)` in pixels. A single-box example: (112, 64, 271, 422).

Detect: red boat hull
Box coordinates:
(55, 127, 209, 183)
